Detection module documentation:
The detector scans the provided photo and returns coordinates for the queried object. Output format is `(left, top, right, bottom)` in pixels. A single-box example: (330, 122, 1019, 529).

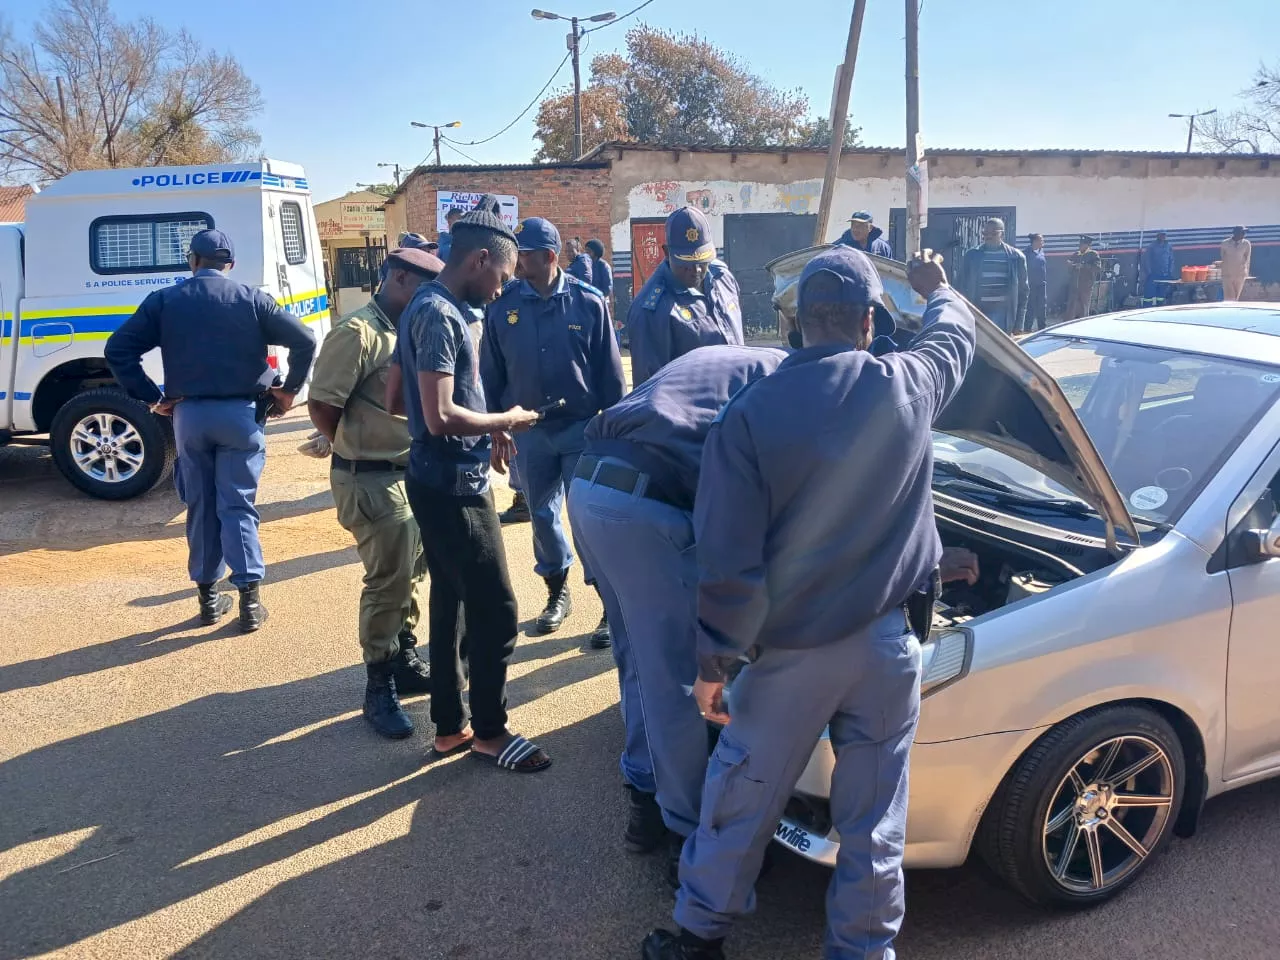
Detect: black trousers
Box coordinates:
(1025, 286, 1048, 332)
(405, 479, 519, 740)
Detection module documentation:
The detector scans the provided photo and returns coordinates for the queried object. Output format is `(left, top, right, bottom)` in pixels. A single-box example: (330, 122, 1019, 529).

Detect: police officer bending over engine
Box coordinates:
(627, 207, 744, 386)
(643, 248, 974, 960)
(105, 229, 316, 631)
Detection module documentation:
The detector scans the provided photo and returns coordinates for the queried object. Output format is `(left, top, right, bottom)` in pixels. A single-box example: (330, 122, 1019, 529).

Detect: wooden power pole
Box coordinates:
(812, 0, 868, 247)
(905, 0, 924, 257)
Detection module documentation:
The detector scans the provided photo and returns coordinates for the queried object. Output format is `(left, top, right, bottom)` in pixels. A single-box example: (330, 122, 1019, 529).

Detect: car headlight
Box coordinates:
(920, 628, 972, 697)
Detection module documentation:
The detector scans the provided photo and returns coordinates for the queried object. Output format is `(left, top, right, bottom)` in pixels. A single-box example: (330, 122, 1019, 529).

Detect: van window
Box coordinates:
(279, 201, 306, 265)
(90, 213, 213, 274)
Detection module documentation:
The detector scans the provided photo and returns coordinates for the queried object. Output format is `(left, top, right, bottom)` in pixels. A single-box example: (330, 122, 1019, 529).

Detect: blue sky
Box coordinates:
(8, 0, 1278, 199)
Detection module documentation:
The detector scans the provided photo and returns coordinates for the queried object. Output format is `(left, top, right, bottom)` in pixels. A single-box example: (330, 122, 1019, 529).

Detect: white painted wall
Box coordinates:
(613, 173, 1280, 251)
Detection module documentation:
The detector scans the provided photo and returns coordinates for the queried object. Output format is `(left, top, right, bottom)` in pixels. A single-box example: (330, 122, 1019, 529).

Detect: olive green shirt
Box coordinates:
(310, 297, 410, 465)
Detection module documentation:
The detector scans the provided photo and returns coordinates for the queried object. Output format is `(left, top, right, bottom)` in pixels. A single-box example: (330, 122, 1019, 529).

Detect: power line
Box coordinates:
(440, 139, 482, 165)
(583, 0, 656, 33)
(447, 50, 573, 147)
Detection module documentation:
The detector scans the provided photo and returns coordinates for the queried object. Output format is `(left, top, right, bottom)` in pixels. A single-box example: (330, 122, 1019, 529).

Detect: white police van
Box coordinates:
(0, 159, 329, 499)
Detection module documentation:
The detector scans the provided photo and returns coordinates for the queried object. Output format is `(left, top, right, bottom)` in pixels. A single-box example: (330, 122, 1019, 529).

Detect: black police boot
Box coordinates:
(237, 583, 269, 633)
(498, 490, 531, 525)
(641, 929, 726, 960)
(533, 572, 572, 634)
(197, 582, 233, 625)
(589, 585, 611, 649)
(392, 630, 432, 696)
(624, 786, 667, 853)
(363, 661, 414, 740)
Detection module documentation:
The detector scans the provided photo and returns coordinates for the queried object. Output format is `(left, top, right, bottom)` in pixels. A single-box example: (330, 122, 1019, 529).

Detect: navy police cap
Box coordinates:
(514, 217, 561, 253)
(189, 228, 234, 262)
(665, 207, 716, 263)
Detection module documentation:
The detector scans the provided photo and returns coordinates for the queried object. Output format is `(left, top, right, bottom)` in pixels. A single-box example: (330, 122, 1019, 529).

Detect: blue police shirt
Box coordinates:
(480, 271, 625, 423)
(591, 257, 613, 298)
(585, 345, 787, 506)
(693, 287, 976, 679)
(1026, 246, 1048, 288)
(566, 253, 594, 285)
(396, 280, 490, 496)
(626, 259, 744, 386)
(105, 269, 316, 404)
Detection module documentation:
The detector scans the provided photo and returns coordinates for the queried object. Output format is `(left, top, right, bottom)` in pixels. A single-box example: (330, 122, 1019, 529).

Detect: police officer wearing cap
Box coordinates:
(308, 246, 444, 740)
(569, 344, 786, 872)
(106, 229, 316, 631)
(642, 248, 975, 960)
(627, 207, 743, 386)
(481, 217, 625, 644)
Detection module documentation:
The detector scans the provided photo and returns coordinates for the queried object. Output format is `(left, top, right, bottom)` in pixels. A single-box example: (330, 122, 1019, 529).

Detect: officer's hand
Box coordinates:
(694, 678, 731, 725)
(490, 430, 517, 474)
(907, 251, 948, 299)
(267, 387, 297, 417)
(939, 546, 980, 585)
(505, 406, 541, 433)
(150, 399, 177, 417)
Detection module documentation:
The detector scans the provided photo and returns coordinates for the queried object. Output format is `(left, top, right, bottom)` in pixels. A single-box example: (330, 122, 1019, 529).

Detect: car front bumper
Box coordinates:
(773, 728, 1035, 869)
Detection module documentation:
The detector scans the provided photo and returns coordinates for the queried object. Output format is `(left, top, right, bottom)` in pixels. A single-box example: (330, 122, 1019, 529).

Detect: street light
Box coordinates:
(1168, 108, 1217, 153)
(531, 9, 616, 160)
(410, 120, 463, 166)
(376, 162, 407, 186)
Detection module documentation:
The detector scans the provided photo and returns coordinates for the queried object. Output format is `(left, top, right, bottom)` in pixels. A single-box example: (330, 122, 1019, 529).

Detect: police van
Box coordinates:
(0, 159, 329, 499)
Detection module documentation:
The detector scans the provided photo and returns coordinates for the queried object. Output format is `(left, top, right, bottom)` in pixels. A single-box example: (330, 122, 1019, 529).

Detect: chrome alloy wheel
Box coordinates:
(69, 412, 146, 484)
(1041, 734, 1175, 894)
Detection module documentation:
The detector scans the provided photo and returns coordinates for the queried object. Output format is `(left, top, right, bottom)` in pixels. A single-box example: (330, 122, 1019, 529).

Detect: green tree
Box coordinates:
(0, 0, 262, 182)
(792, 116, 863, 149)
(533, 25, 852, 161)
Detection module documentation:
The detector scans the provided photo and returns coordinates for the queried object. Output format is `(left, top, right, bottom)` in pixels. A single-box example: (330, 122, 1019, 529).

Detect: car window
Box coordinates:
(935, 336, 1280, 526)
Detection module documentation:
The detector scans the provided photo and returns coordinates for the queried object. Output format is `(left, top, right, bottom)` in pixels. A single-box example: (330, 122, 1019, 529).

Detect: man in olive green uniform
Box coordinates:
(308, 246, 444, 739)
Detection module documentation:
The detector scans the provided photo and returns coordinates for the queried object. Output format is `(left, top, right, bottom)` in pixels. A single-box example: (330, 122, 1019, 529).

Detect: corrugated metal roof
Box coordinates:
(583, 141, 1280, 162)
(0, 184, 34, 222)
(385, 159, 611, 203)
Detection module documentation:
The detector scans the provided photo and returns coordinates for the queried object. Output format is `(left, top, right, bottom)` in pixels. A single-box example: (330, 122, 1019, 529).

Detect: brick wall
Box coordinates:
(399, 164, 614, 268)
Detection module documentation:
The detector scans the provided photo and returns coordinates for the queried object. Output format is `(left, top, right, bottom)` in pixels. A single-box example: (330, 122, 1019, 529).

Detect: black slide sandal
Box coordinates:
(469, 735, 552, 774)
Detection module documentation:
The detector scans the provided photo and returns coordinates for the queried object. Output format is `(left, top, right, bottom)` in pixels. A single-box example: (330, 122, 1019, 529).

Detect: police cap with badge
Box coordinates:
(515, 217, 561, 254)
(665, 207, 716, 263)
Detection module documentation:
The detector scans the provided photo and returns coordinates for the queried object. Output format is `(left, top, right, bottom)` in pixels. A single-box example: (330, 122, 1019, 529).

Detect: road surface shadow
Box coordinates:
(0, 648, 618, 960)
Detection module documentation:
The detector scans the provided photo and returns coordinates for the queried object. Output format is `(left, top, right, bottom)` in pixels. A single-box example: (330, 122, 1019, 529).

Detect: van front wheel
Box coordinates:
(49, 388, 174, 500)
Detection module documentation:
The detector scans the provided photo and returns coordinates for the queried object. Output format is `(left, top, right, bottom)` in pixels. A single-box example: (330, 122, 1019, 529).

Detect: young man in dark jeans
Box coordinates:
(386, 209, 550, 773)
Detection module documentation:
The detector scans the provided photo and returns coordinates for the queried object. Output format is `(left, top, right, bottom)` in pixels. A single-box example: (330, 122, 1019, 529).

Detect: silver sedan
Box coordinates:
(763, 250, 1280, 906)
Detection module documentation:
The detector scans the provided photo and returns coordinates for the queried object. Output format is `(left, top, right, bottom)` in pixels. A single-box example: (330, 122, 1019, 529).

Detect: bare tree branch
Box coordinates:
(1196, 61, 1280, 153)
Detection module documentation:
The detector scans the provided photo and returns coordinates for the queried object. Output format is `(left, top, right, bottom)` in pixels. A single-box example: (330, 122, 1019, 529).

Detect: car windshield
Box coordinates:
(933, 335, 1280, 525)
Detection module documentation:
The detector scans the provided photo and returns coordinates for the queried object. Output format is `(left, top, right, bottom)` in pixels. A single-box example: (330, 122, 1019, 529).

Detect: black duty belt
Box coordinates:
(331, 453, 407, 474)
(574, 455, 681, 509)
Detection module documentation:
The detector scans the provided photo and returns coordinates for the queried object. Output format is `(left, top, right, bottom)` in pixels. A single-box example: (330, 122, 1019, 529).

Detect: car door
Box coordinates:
(1220, 438, 1280, 781)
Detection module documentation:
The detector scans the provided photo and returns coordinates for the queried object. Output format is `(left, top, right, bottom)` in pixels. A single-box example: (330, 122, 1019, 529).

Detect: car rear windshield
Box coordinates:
(935, 335, 1280, 525)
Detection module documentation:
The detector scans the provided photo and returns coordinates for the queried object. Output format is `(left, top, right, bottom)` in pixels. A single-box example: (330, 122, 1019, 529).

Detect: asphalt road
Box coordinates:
(3, 410, 1280, 960)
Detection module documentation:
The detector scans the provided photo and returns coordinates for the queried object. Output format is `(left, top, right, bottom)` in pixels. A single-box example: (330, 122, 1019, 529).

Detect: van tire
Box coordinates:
(49, 388, 174, 500)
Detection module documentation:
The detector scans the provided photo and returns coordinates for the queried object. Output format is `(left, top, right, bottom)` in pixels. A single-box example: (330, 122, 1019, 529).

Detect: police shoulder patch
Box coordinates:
(640, 281, 666, 311)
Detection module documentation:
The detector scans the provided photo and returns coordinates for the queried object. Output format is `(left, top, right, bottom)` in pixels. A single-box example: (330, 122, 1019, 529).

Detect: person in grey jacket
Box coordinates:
(643, 247, 975, 960)
(958, 218, 1028, 334)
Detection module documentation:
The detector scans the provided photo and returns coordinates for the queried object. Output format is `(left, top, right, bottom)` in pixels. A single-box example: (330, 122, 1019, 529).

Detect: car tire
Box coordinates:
(978, 704, 1184, 907)
(49, 388, 175, 500)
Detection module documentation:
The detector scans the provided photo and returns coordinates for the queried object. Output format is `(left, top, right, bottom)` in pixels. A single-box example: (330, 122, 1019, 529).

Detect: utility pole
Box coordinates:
(1168, 108, 1217, 153)
(905, 0, 923, 257)
(812, 0, 868, 246)
(532, 9, 617, 160)
(377, 162, 404, 186)
(410, 120, 462, 166)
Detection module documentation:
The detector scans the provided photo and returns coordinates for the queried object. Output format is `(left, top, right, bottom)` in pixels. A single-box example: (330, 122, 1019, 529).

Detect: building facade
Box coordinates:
(382, 144, 1280, 333)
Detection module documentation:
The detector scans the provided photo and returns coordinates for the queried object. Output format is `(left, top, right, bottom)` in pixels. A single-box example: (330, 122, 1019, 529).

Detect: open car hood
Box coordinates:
(767, 246, 1140, 550)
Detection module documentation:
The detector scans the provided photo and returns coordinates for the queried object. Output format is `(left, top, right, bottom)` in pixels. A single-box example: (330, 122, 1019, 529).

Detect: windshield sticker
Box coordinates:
(1261, 373, 1280, 384)
(1130, 486, 1169, 511)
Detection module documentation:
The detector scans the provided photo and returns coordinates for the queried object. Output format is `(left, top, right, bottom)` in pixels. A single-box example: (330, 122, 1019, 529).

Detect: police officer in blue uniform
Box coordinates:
(105, 229, 317, 631)
(642, 248, 975, 960)
(627, 207, 744, 386)
(568, 344, 786, 866)
(481, 217, 626, 644)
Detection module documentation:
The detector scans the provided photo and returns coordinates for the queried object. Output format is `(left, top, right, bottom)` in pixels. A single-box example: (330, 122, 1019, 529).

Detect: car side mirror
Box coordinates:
(1247, 516, 1280, 561)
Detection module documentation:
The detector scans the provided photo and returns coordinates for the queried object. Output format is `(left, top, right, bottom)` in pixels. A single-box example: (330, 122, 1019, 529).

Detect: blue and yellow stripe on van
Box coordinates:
(0, 289, 329, 348)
